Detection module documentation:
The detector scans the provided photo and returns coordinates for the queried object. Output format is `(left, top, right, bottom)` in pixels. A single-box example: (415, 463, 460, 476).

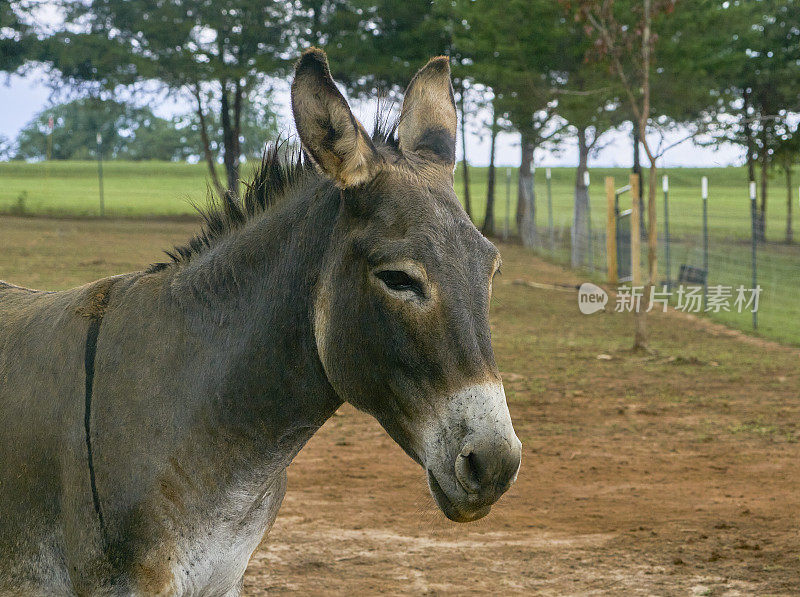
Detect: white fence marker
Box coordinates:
(701, 176, 708, 200)
(662, 175, 669, 192)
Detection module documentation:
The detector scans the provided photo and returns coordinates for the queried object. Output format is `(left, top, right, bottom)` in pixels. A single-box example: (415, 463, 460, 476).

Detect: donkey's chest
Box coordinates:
(162, 471, 287, 597)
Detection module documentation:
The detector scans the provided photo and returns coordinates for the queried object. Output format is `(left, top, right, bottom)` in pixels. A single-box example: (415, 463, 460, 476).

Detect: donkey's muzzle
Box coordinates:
(454, 434, 521, 500)
(424, 381, 521, 522)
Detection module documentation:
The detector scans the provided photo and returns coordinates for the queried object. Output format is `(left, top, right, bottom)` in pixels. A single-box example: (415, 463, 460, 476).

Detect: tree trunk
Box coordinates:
(571, 126, 590, 268)
(786, 165, 794, 244)
(233, 78, 243, 173)
(482, 107, 499, 237)
(743, 90, 756, 187)
(193, 85, 225, 199)
(518, 137, 536, 247)
(758, 127, 768, 242)
(632, 123, 641, 188)
(635, 0, 653, 351)
(220, 80, 241, 198)
(632, 122, 646, 226)
(647, 159, 658, 284)
(458, 88, 472, 219)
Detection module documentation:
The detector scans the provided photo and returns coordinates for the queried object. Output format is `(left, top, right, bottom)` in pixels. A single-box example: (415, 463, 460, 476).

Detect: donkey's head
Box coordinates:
(293, 48, 521, 522)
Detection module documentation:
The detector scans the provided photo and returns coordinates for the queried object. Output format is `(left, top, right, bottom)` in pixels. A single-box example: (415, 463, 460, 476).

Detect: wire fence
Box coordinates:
(476, 166, 800, 346)
(2, 159, 798, 345)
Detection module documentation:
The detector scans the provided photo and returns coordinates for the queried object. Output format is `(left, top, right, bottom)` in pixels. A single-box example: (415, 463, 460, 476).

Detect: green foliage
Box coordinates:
(13, 97, 279, 162)
(455, 0, 567, 140)
(51, 0, 293, 192)
(0, 1, 36, 73)
(298, 0, 454, 95)
(55, 0, 290, 88)
(702, 1, 800, 158)
(14, 98, 192, 161)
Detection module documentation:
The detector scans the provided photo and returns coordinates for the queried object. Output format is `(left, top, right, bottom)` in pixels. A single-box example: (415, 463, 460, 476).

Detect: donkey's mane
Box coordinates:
(149, 108, 400, 273)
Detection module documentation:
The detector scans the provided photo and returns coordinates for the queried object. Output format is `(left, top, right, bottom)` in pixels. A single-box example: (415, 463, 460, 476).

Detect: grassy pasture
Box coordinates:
(1, 159, 798, 344)
(2, 161, 799, 236)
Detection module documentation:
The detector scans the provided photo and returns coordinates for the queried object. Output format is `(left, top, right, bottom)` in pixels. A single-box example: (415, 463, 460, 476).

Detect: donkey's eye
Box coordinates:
(376, 270, 424, 296)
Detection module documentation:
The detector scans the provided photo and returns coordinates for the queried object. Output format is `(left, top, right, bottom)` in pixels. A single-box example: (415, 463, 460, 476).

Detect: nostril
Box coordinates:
(454, 445, 481, 494)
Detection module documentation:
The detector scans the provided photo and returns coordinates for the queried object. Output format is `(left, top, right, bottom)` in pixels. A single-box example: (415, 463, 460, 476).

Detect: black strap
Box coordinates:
(84, 314, 108, 542)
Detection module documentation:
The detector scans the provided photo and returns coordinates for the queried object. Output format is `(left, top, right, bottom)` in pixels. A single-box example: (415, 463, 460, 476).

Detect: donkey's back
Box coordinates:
(0, 277, 127, 594)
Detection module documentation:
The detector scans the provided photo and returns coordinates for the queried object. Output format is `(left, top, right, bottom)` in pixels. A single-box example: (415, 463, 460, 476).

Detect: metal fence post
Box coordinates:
(605, 177, 617, 284)
(504, 168, 511, 241)
(663, 175, 671, 293)
(96, 133, 105, 217)
(701, 176, 708, 311)
(546, 167, 554, 253)
(750, 181, 758, 330)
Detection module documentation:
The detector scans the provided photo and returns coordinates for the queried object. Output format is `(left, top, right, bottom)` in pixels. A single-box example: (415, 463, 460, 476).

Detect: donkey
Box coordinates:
(0, 49, 521, 596)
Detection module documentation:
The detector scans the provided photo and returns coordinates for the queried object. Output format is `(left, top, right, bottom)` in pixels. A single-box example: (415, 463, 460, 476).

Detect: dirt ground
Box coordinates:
(2, 217, 799, 595)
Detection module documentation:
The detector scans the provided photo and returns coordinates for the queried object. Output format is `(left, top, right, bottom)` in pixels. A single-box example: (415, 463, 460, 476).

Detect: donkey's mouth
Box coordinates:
(426, 469, 491, 523)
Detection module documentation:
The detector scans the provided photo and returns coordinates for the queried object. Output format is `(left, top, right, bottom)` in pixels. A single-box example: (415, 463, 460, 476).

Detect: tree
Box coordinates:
(0, 135, 13, 160)
(575, 0, 679, 350)
(548, 12, 625, 268)
(14, 98, 189, 161)
(482, 100, 500, 236)
(14, 96, 279, 163)
(53, 0, 292, 196)
(301, 0, 454, 93)
(457, 82, 474, 220)
(455, 0, 566, 246)
(294, 0, 493, 223)
(700, 0, 800, 240)
(772, 125, 800, 244)
(0, 1, 36, 74)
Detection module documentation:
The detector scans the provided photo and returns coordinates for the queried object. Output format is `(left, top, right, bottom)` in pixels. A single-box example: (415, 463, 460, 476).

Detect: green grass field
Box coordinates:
(1, 159, 798, 344)
(2, 160, 798, 234)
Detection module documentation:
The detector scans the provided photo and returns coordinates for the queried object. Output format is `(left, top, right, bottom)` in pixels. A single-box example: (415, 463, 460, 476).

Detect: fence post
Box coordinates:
(750, 181, 758, 330)
(546, 167, 554, 253)
(701, 176, 708, 311)
(663, 175, 671, 293)
(503, 168, 511, 241)
(606, 177, 617, 285)
(630, 174, 641, 287)
(96, 133, 105, 217)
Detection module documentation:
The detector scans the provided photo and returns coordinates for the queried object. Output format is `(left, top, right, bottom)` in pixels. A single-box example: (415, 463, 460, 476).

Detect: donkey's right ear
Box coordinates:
(291, 48, 382, 188)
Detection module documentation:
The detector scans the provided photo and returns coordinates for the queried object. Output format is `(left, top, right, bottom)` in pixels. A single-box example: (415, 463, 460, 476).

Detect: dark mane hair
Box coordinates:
(149, 104, 400, 273)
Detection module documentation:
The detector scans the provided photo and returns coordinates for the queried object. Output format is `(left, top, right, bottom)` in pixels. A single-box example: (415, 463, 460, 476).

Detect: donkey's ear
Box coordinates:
(291, 48, 381, 188)
(397, 56, 457, 166)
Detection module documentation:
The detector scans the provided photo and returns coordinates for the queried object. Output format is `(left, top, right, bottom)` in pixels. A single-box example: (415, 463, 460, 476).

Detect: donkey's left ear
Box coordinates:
(291, 48, 382, 188)
(397, 56, 458, 167)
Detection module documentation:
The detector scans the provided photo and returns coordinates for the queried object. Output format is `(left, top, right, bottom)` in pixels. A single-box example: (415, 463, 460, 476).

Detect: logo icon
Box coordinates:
(578, 282, 608, 314)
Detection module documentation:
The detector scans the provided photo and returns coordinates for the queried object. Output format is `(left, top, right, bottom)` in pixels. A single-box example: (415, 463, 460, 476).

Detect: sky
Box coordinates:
(0, 69, 746, 169)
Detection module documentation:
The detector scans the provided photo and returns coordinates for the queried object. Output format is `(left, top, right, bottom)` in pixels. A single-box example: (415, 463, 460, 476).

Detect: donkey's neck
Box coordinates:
(168, 176, 344, 471)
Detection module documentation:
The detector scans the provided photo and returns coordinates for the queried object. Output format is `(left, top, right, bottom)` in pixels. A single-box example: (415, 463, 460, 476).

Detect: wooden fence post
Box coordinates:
(605, 176, 617, 285)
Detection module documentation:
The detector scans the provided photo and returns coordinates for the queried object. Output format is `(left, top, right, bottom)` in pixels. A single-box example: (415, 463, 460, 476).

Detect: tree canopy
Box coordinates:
(51, 0, 294, 195)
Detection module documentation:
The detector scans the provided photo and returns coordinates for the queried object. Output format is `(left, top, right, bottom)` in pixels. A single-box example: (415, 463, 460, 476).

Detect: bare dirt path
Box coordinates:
(2, 218, 797, 595)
